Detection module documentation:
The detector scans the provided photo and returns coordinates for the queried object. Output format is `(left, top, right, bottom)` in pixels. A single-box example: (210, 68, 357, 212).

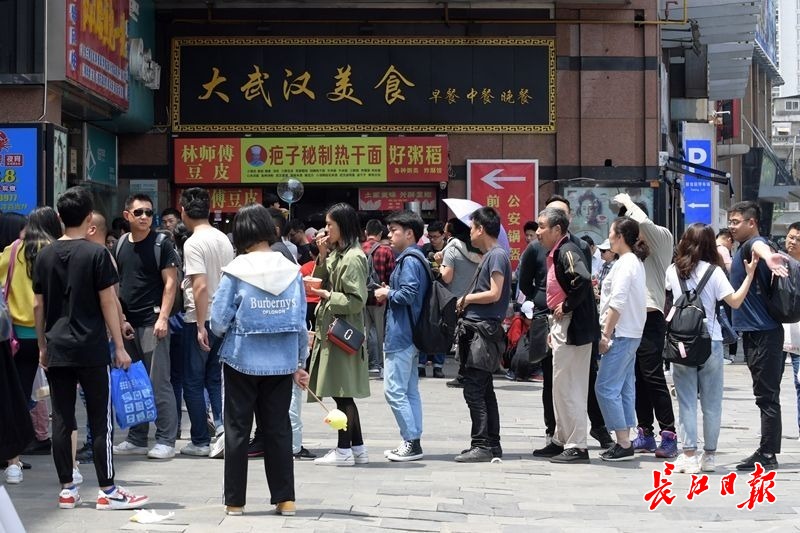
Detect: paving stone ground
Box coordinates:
(5, 357, 800, 532)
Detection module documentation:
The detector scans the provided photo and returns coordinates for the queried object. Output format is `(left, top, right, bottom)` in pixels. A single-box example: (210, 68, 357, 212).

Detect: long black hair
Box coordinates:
(23, 207, 63, 279)
(0, 212, 26, 250)
(326, 202, 362, 251)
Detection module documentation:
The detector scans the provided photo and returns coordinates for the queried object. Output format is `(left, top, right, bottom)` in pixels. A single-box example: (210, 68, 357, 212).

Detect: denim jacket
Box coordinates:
(210, 251, 308, 376)
(384, 246, 429, 353)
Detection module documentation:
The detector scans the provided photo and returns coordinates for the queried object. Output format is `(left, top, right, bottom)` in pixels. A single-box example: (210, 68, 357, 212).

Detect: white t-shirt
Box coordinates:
(664, 261, 734, 342)
(599, 252, 647, 338)
(183, 226, 235, 323)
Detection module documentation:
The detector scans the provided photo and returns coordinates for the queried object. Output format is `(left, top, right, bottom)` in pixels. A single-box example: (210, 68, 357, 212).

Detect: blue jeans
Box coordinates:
(183, 321, 223, 446)
(384, 343, 423, 441)
(289, 381, 303, 454)
(418, 353, 445, 368)
(673, 341, 724, 451)
(595, 336, 640, 432)
(789, 353, 800, 430)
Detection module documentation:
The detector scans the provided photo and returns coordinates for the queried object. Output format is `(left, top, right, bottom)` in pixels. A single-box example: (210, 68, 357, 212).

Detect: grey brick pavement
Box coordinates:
(5, 358, 800, 532)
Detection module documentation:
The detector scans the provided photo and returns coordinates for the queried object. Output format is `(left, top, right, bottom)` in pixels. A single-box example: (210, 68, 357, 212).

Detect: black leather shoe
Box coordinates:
(549, 448, 590, 464)
(532, 442, 564, 458)
(23, 438, 51, 455)
(433, 367, 445, 379)
(446, 377, 464, 388)
(736, 450, 778, 471)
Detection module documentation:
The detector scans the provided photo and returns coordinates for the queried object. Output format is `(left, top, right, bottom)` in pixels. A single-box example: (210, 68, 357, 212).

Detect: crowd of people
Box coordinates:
(1, 186, 799, 517)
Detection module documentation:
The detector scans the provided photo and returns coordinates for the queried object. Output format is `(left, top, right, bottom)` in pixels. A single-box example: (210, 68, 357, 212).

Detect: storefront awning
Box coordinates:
(661, 0, 763, 100)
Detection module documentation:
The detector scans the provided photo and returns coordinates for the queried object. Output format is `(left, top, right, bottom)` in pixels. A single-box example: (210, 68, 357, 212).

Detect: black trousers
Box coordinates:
(634, 311, 675, 435)
(541, 345, 605, 436)
(48, 365, 114, 486)
(223, 364, 294, 507)
(462, 367, 500, 449)
(743, 327, 785, 455)
(14, 339, 39, 405)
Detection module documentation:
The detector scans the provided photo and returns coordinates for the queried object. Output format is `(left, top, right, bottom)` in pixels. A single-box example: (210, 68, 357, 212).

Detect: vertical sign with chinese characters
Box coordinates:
(467, 160, 538, 269)
(0, 125, 40, 214)
(66, 0, 129, 110)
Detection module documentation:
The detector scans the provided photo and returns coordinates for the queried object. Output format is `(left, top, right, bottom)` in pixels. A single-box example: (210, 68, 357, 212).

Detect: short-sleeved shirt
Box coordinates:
(182, 227, 235, 323)
(731, 236, 780, 332)
(33, 239, 118, 367)
(117, 231, 181, 327)
(665, 261, 734, 341)
(464, 245, 511, 321)
(441, 240, 479, 298)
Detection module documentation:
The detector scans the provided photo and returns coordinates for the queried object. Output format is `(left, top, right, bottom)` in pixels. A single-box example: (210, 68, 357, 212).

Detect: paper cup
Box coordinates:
(303, 276, 322, 292)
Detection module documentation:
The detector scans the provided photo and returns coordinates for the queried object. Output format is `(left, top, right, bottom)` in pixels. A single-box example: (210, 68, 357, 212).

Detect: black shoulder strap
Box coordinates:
(677, 264, 715, 297)
(154, 232, 167, 269)
(114, 232, 130, 263)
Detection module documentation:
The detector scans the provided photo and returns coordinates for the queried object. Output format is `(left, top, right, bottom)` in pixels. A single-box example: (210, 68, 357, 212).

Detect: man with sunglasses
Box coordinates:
(112, 194, 181, 460)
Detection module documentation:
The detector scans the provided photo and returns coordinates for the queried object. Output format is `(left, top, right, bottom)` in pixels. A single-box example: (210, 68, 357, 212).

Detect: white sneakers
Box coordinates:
(112, 441, 148, 455)
(699, 452, 716, 472)
(352, 446, 369, 464)
(5, 464, 22, 484)
(180, 443, 211, 457)
(674, 453, 700, 474)
(314, 448, 355, 466)
(113, 441, 175, 459)
(209, 436, 225, 459)
(146, 444, 176, 459)
(73, 466, 83, 485)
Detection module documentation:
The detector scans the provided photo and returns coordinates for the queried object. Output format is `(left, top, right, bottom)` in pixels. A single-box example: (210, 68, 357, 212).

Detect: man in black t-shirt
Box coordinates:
(112, 194, 180, 460)
(34, 186, 148, 510)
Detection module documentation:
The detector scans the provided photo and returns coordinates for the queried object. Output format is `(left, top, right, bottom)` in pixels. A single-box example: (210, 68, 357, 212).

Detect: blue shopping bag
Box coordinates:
(110, 361, 157, 429)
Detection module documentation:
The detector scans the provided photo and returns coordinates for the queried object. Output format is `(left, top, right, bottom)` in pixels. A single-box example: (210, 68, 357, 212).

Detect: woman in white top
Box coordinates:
(665, 223, 757, 474)
(595, 218, 649, 462)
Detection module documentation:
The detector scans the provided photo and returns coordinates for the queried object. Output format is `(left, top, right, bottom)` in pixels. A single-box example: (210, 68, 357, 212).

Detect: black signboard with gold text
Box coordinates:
(171, 37, 555, 134)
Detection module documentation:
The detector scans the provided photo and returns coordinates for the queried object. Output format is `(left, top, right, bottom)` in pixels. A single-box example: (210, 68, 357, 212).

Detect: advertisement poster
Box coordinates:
(65, 0, 130, 109)
(84, 124, 117, 187)
(562, 186, 655, 246)
(467, 159, 537, 268)
(358, 188, 437, 211)
(51, 127, 68, 205)
(173, 137, 448, 184)
(0, 126, 40, 214)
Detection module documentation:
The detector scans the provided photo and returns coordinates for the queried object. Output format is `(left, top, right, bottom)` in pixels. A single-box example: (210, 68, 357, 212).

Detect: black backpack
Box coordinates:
(116, 232, 184, 316)
(741, 239, 800, 323)
(402, 254, 458, 354)
(664, 265, 716, 367)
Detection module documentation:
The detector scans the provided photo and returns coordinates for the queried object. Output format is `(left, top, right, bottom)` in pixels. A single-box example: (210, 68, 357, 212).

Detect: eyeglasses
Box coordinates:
(130, 208, 154, 217)
(727, 218, 743, 227)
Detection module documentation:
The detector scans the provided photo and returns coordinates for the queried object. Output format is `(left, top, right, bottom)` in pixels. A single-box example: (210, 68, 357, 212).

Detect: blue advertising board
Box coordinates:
(0, 126, 40, 214)
(683, 139, 713, 225)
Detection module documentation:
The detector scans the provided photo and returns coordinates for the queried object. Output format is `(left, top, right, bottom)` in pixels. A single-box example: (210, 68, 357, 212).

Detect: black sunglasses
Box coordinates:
(130, 208, 154, 217)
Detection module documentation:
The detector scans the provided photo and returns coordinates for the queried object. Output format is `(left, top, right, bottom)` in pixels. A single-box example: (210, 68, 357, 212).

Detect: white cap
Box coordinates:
(521, 301, 534, 319)
(598, 239, 611, 251)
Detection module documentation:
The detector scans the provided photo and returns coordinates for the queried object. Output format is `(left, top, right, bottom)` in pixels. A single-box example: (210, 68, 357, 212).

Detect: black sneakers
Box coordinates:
(446, 377, 464, 388)
(433, 367, 445, 379)
(293, 447, 317, 460)
(454, 446, 493, 463)
(590, 427, 614, 449)
(600, 443, 635, 462)
(387, 440, 424, 462)
(532, 442, 564, 458)
(736, 450, 778, 471)
(550, 448, 590, 464)
(461, 445, 502, 458)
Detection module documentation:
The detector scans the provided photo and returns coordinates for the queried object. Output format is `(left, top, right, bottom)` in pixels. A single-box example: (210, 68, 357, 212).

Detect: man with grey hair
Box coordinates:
(532, 207, 599, 463)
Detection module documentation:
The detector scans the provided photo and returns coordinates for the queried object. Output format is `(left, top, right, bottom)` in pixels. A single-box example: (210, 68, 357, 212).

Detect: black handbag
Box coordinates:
(327, 317, 365, 355)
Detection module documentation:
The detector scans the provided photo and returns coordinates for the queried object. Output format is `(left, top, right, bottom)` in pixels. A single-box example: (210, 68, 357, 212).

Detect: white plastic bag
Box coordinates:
(32, 367, 49, 401)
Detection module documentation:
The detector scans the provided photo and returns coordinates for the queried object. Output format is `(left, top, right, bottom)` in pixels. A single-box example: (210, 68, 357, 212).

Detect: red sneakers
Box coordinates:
(96, 486, 149, 510)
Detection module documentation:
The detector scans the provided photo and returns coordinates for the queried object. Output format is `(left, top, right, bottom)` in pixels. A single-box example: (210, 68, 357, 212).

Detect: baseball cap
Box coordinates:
(598, 239, 611, 251)
(521, 301, 534, 319)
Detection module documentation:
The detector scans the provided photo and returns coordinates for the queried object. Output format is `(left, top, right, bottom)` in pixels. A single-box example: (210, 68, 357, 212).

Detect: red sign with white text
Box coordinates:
(65, 1, 129, 110)
(467, 159, 538, 268)
(358, 188, 437, 211)
(174, 138, 242, 184)
(386, 137, 448, 182)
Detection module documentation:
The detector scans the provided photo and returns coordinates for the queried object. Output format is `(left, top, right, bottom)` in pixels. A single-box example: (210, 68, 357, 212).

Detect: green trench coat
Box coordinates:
(307, 245, 370, 400)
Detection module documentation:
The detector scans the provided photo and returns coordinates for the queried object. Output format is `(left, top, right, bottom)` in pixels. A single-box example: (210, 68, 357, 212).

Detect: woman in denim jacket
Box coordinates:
(210, 204, 309, 517)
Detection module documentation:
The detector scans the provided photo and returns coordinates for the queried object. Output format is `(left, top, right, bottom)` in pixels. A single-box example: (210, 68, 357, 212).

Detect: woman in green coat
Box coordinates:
(307, 203, 370, 466)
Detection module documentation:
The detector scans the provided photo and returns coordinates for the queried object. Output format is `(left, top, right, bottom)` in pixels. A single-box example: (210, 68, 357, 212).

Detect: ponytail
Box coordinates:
(633, 240, 650, 262)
